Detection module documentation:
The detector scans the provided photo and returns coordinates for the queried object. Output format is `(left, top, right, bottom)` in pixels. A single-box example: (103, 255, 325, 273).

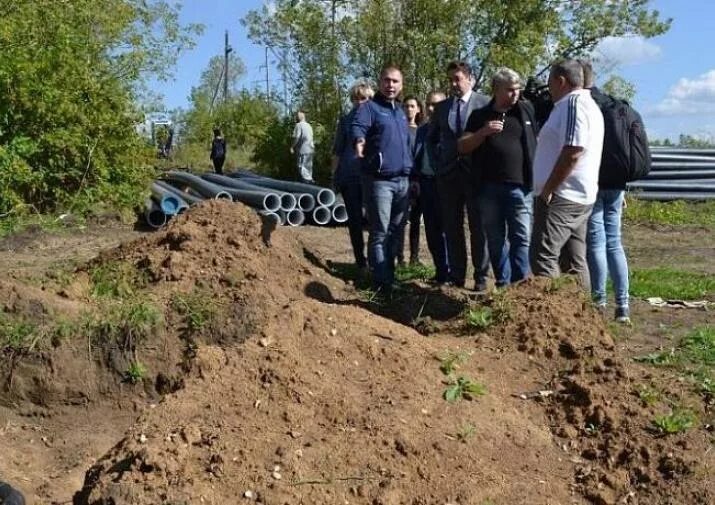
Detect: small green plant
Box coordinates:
(90, 261, 147, 299)
(0, 315, 37, 350)
(633, 349, 677, 366)
(625, 199, 715, 227)
(90, 299, 162, 345)
(439, 351, 468, 376)
(125, 361, 147, 383)
(172, 290, 218, 332)
(443, 376, 486, 402)
(653, 408, 697, 435)
(455, 422, 476, 442)
(464, 306, 494, 331)
(635, 385, 661, 406)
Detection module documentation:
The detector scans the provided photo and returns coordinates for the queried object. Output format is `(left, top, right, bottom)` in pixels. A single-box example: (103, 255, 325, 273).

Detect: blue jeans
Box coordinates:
(362, 175, 409, 289)
(420, 176, 449, 282)
(479, 182, 532, 286)
(338, 182, 366, 268)
(587, 189, 629, 308)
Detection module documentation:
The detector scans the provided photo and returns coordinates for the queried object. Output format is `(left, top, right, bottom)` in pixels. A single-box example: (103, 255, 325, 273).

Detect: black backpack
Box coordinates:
(591, 88, 651, 188)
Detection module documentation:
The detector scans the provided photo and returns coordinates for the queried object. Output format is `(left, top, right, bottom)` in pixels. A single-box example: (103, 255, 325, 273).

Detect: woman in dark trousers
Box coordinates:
(331, 82, 375, 274)
(210, 128, 226, 174)
(396, 95, 424, 265)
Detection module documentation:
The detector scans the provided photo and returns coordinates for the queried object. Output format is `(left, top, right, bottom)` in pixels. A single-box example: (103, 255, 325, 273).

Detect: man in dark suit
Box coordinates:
(428, 61, 490, 290)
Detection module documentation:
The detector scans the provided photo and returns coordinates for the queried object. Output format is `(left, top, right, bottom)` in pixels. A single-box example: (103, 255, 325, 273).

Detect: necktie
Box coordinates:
(455, 99, 462, 137)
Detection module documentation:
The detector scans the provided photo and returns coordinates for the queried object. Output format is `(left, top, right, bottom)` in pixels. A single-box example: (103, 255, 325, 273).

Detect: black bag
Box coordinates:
(592, 89, 651, 188)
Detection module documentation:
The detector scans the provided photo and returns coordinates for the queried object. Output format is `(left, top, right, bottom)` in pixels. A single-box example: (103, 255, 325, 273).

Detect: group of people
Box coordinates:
(331, 58, 632, 324)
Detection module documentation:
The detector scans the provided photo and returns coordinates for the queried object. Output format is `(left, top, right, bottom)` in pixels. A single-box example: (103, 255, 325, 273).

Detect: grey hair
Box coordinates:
(349, 81, 375, 101)
(491, 67, 523, 91)
(550, 59, 584, 88)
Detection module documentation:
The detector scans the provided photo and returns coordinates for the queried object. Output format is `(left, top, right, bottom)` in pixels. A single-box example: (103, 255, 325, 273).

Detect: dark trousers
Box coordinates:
(212, 156, 225, 175)
(436, 168, 489, 287)
(420, 176, 449, 282)
(395, 196, 421, 264)
(338, 182, 366, 268)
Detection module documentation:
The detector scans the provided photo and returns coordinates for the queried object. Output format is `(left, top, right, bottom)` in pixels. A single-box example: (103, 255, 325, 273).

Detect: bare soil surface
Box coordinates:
(0, 202, 713, 505)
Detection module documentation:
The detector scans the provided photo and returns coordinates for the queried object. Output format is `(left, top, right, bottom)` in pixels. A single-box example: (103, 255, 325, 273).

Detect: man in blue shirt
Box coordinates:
(352, 65, 413, 294)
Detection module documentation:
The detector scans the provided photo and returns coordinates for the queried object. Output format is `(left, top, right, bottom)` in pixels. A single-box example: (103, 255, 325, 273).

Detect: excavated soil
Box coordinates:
(1, 200, 713, 505)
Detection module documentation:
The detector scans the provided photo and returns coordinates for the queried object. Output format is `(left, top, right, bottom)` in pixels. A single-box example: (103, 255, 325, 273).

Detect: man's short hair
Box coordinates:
(577, 59, 594, 88)
(379, 64, 403, 79)
(550, 59, 584, 88)
(491, 67, 522, 91)
(349, 81, 375, 101)
(426, 90, 446, 104)
(447, 61, 472, 77)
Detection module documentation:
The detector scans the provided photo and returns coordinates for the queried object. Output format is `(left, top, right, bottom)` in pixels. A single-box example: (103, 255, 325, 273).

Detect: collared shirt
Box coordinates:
(448, 89, 472, 134)
(533, 89, 604, 205)
(292, 120, 314, 154)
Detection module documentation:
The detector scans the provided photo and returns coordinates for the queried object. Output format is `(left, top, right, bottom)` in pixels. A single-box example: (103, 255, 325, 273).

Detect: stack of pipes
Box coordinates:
(628, 148, 715, 201)
(142, 169, 348, 230)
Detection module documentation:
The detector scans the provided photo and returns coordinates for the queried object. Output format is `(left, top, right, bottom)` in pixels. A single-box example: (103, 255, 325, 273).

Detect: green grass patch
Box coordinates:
(395, 262, 436, 283)
(125, 361, 148, 383)
(0, 212, 79, 239)
(463, 291, 512, 331)
(625, 199, 715, 227)
(89, 299, 162, 345)
(90, 261, 147, 299)
(629, 268, 715, 300)
(439, 350, 469, 376)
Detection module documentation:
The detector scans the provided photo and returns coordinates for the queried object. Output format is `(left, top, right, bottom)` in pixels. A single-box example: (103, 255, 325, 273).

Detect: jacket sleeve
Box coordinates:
(427, 104, 442, 147)
(332, 116, 345, 156)
(351, 103, 372, 142)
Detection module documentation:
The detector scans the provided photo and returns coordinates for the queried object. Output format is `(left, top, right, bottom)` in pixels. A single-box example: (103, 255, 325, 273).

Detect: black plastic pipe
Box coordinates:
(230, 171, 336, 207)
(165, 171, 232, 200)
(144, 197, 167, 229)
(154, 180, 205, 205)
(331, 203, 348, 223)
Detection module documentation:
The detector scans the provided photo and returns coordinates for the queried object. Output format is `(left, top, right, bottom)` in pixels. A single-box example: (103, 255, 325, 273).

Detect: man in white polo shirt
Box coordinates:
(531, 59, 604, 290)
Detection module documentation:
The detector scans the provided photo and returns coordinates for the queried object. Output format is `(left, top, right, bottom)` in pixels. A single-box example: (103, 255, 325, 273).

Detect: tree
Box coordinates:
(242, 0, 671, 183)
(0, 0, 202, 214)
(191, 53, 248, 110)
(601, 75, 637, 102)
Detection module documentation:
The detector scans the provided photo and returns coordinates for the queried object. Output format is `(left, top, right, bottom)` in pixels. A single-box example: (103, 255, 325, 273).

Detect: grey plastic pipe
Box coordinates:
(629, 191, 715, 201)
(201, 173, 284, 212)
(144, 197, 167, 229)
(155, 180, 204, 205)
(645, 170, 715, 179)
(257, 210, 281, 227)
(150, 182, 183, 215)
(311, 206, 332, 225)
(286, 209, 305, 226)
(331, 203, 348, 223)
(231, 171, 336, 207)
(165, 171, 232, 200)
(296, 193, 316, 212)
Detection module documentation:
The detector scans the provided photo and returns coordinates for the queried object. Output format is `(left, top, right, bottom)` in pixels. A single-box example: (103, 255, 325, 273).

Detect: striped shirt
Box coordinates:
(533, 89, 604, 205)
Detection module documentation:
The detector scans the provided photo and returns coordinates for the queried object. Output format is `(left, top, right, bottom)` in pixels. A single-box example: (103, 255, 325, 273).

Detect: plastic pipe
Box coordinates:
(331, 203, 348, 223)
(202, 173, 296, 211)
(629, 191, 715, 201)
(257, 210, 281, 227)
(286, 209, 305, 226)
(144, 198, 167, 229)
(165, 171, 232, 200)
(311, 206, 332, 225)
(230, 171, 336, 207)
(645, 170, 715, 180)
(150, 182, 183, 215)
(155, 180, 204, 205)
(296, 193, 316, 212)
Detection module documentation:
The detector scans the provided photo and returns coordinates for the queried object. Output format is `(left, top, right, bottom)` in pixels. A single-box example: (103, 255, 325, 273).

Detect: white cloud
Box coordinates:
(651, 70, 715, 116)
(592, 36, 662, 67)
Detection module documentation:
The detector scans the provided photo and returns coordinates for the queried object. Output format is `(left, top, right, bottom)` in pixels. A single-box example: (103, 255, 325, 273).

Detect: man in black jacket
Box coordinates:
(459, 67, 538, 285)
(428, 61, 490, 290)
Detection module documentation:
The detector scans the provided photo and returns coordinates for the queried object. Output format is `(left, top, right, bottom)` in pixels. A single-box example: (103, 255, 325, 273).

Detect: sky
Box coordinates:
(156, 0, 715, 141)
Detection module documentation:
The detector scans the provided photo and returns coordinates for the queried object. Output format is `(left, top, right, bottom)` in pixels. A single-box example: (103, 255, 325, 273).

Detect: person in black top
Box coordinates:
(210, 128, 226, 174)
(458, 67, 538, 286)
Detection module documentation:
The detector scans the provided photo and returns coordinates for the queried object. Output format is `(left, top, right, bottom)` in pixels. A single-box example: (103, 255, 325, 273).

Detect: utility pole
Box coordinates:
(265, 47, 270, 100)
(224, 30, 233, 101)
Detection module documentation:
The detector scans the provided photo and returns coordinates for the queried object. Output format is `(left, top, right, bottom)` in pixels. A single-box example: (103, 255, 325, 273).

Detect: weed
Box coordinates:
(0, 315, 37, 350)
(653, 408, 697, 435)
(443, 376, 486, 402)
(455, 422, 476, 442)
(439, 351, 468, 376)
(464, 306, 493, 331)
(629, 268, 715, 300)
(125, 361, 147, 384)
(91, 299, 162, 346)
(633, 349, 677, 366)
(90, 261, 147, 299)
(172, 290, 218, 332)
(635, 385, 662, 406)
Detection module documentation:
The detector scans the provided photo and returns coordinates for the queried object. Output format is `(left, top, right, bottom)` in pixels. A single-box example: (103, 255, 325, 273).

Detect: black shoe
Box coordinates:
(473, 282, 488, 293)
